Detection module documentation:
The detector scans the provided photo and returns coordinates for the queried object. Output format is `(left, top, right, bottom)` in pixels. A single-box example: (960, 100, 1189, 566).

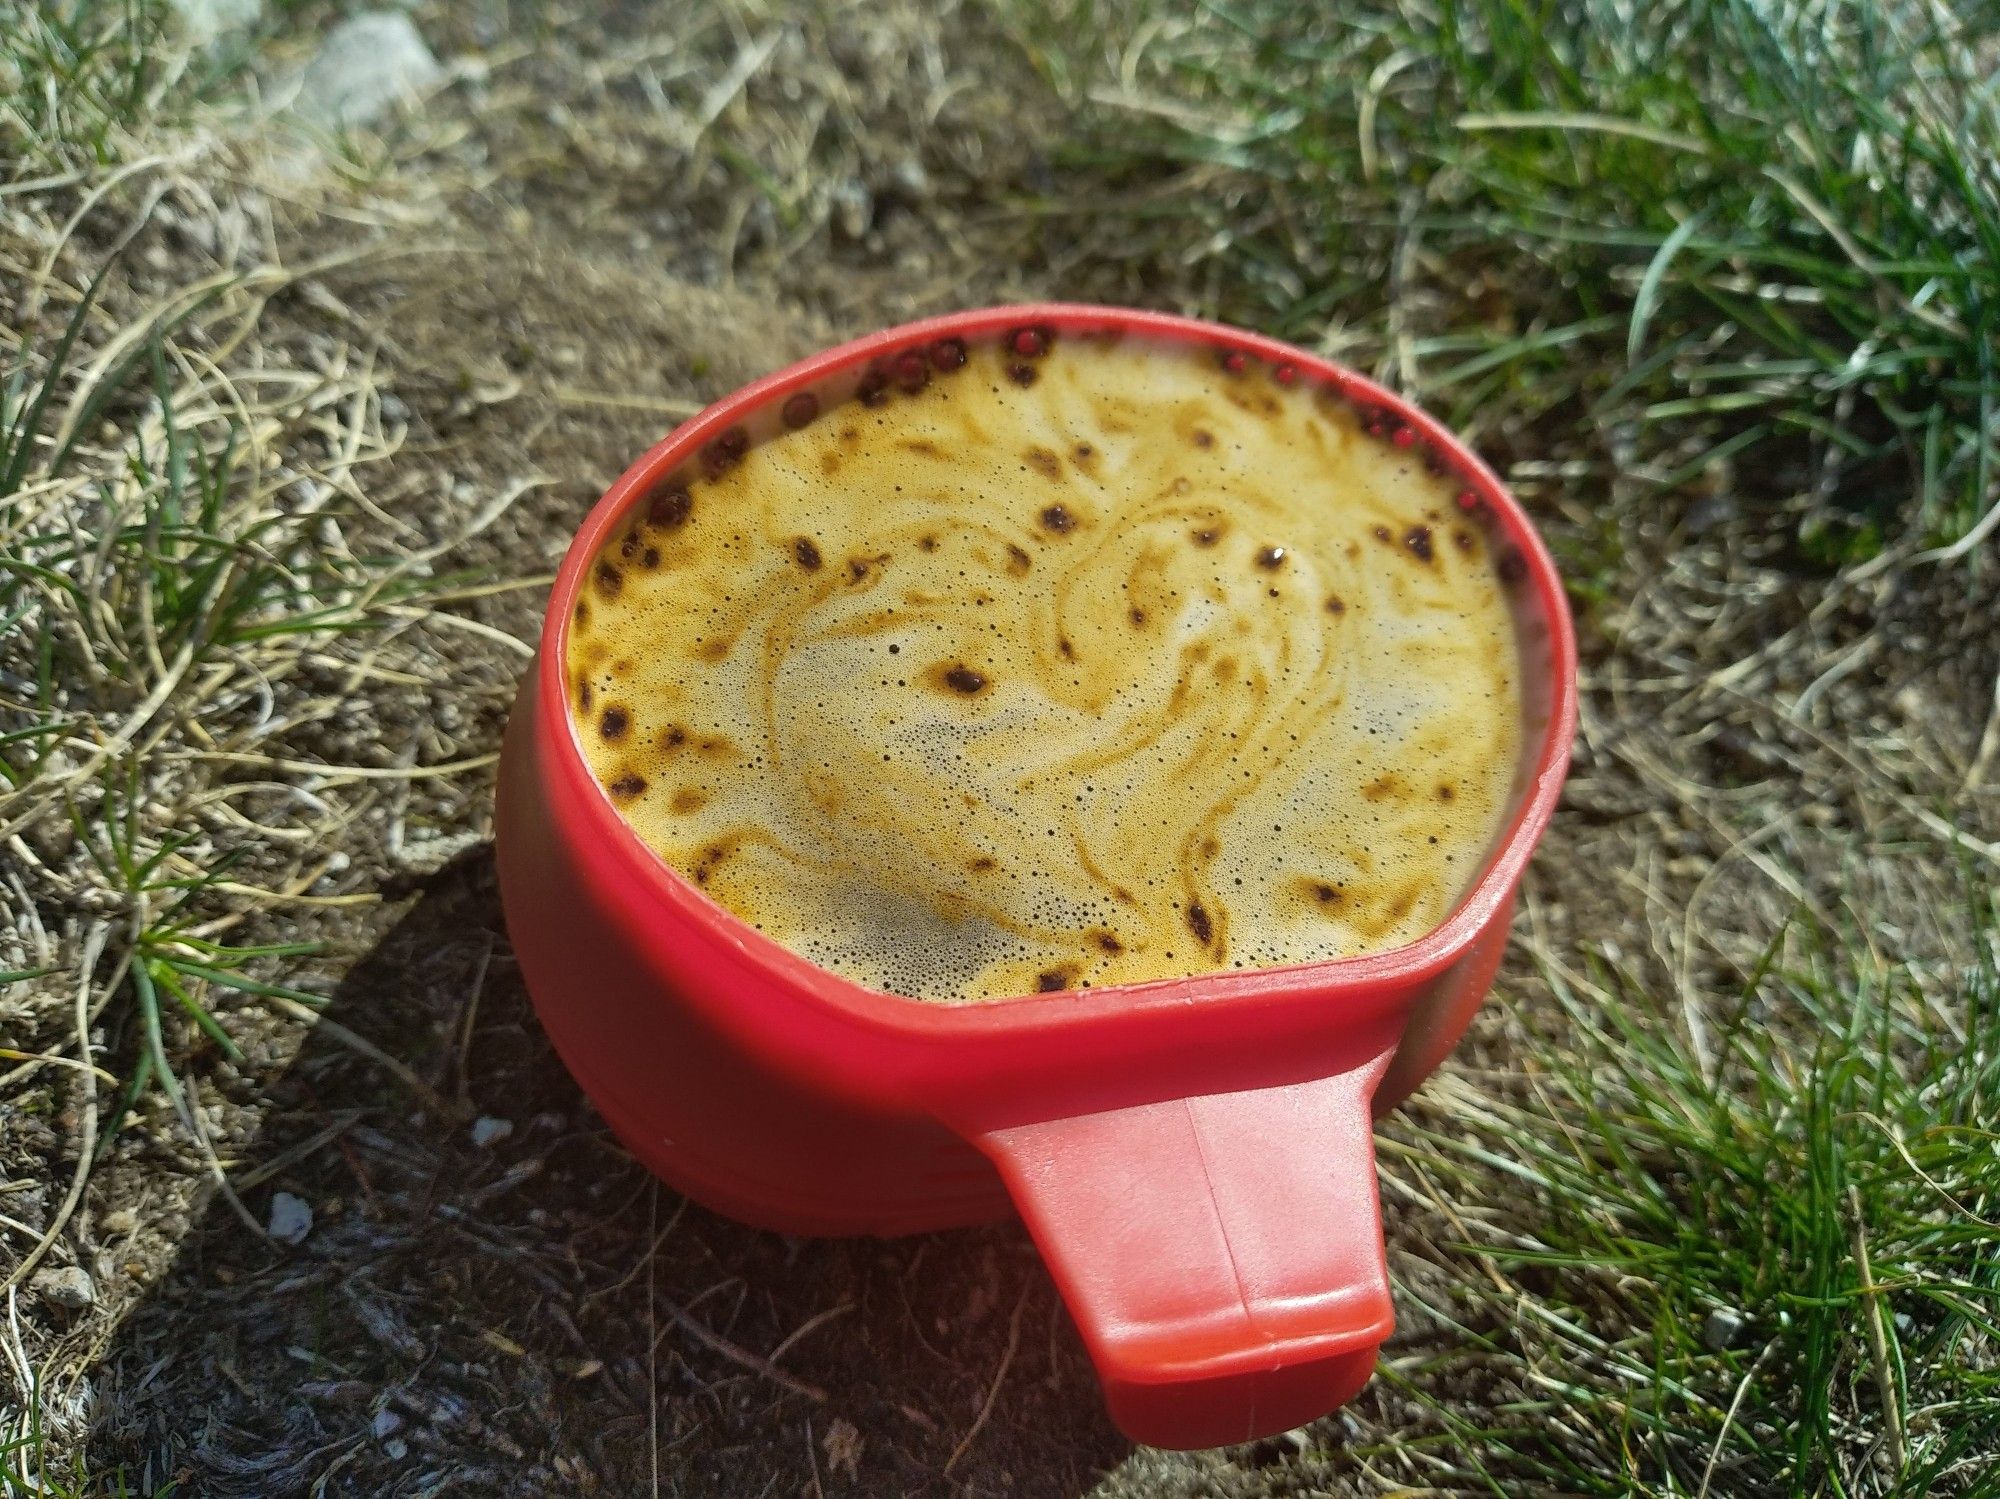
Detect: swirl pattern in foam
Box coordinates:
(566, 331, 1526, 1002)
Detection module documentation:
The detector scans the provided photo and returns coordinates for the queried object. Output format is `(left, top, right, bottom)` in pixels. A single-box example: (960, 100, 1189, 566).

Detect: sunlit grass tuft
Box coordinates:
(2, 4, 165, 175)
(2, 3, 504, 1477)
(0, 1383, 174, 1498)
(1020, 0, 2000, 548)
(1374, 897, 2000, 1494)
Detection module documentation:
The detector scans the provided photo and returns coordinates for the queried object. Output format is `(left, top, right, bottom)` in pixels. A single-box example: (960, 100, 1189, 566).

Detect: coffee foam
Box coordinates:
(566, 331, 1528, 1002)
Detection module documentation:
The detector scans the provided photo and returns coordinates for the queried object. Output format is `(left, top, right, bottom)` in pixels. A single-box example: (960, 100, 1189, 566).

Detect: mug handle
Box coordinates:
(970, 1021, 1399, 1449)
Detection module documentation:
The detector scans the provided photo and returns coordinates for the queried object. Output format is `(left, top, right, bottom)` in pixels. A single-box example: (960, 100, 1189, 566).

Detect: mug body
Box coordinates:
(494, 304, 1576, 1447)
(499, 679, 1012, 1235)
(501, 690, 1518, 1233)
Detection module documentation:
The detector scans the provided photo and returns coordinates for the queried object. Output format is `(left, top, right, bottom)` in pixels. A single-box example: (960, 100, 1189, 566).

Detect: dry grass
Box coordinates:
(1, 1, 1996, 1495)
(1, 0, 532, 1476)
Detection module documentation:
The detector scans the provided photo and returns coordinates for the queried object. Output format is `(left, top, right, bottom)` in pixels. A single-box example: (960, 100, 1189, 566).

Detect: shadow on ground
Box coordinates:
(90, 854, 1127, 1497)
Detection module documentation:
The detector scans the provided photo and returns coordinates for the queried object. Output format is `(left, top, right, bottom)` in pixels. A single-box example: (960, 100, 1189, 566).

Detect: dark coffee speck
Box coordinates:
(647, 487, 692, 530)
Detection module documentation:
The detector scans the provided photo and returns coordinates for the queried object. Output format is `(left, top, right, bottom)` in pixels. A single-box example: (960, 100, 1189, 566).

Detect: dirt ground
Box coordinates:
(6, 2, 1996, 1495)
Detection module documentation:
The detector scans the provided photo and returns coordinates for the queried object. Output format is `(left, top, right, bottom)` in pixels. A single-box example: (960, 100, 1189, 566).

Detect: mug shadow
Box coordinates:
(89, 852, 1128, 1497)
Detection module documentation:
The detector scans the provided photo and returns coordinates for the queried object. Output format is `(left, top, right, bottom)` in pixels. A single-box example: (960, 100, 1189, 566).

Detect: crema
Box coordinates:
(566, 329, 1526, 1002)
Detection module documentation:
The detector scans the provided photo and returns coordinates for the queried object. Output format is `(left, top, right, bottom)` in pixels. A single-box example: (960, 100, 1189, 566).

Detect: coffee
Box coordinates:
(566, 328, 1527, 1002)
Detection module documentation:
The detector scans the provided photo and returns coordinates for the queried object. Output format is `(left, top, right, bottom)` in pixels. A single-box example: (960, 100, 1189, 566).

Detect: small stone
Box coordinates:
(4, 1184, 47, 1233)
(372, 1408, 405, 1440)
(831, 179, 874, 241)
(1702, 1306, 1748, 1351)
(268, 1191, 314, 1246)
(170, 0, 260, 42)
(293, 13, 443, 130)
(383, 1437, 409, 1461)
(821, 1417, 865, 1479)
(30, 1265, 94, 1310)
(1685, 491, 1740, 535)
(884, 158, 932, 201)
(471, 1116, 513, 1148)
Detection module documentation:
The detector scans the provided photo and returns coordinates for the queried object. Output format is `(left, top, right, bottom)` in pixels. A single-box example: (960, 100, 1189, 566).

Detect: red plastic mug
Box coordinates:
(495, 305, 1576, 1449)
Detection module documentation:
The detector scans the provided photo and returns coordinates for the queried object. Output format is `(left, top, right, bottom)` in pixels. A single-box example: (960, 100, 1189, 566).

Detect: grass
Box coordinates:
(2, 1, 495, 1481)
(1018, 0, 2000, 553)
(0, 263, 410, 1119)
(0, 2, 179, 180)
(0, 0, 272, 183)
(0, 0, 463, 1117)
(1376, 898, 2000, 1495)
(0, 1388, 172, 1498)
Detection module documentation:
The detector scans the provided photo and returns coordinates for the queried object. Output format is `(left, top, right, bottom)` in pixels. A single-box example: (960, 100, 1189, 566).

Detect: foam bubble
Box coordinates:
(567, 334, 1528, 1002)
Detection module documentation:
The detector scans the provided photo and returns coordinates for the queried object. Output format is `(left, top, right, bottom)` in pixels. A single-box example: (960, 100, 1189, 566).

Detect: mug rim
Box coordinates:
(536, 302, 1578, 1043)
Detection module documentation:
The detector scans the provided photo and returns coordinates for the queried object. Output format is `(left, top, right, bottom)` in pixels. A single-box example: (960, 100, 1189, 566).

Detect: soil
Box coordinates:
(4, 1, 1994, 1495)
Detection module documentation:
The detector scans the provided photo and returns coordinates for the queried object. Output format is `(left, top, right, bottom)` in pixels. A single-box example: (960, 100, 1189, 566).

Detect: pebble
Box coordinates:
(293, 13, 442, 130)
(268, 1191, 314, 1246)
(470, 1116, 514, 1148)
(30, 1265, 94, 1310)
(372, 1408, 405, 1440)
(1702, 1305, 1748, 1351)
(1685, 491, 1740, 535)
(393, 828, 485, 875)
(831, 179, 874, 241)
(169, 0, 261, 42)
(884, 158, 932, 200)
